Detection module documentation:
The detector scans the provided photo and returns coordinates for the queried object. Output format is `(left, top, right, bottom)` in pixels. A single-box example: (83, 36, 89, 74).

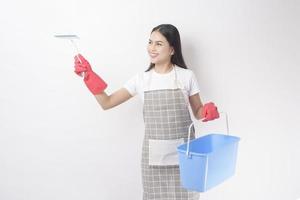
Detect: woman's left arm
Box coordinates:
(189, 93, 203, 120)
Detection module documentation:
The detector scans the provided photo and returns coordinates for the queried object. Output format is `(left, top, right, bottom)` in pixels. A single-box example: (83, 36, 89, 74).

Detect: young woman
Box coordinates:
(73, 24, 219, 200)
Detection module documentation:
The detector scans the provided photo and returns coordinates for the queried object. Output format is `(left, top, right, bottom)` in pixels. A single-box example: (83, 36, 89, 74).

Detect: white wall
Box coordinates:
(1, 0, 299, 199)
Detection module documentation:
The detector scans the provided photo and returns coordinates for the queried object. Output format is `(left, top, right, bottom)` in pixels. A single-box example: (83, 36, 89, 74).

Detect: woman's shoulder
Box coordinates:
(175, 65, 195, 77)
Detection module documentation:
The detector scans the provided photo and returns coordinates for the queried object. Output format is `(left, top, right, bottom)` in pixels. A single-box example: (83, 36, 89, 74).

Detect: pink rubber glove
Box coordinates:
(74, 54, 107, 95)
(201, 102, 220, 122)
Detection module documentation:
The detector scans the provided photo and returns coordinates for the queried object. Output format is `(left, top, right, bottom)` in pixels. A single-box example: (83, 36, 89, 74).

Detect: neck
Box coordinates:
(154, 62, 174, 74)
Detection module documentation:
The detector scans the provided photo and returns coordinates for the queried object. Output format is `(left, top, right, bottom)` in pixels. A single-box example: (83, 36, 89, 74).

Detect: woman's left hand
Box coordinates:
(201, 102, 219, 122)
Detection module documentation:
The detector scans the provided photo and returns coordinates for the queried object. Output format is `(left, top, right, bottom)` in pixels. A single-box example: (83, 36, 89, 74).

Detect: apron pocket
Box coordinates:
(148, 138, 184, 166)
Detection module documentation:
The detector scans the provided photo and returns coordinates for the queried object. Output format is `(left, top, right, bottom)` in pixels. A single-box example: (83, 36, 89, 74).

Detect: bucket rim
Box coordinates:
(197, 133, 241, 140)
(177, 133, 240, 157)
(177, 148, 210, 156)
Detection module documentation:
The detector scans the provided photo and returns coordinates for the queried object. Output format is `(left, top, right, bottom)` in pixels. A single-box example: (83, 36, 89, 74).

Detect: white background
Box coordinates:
(0, 0, 299, 199)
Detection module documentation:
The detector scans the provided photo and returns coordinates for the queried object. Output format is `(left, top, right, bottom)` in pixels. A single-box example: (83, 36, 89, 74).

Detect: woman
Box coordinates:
(74, 24, 219, 200)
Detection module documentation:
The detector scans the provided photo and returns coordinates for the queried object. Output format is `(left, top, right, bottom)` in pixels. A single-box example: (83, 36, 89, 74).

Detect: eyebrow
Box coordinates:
(149, 39, 164, 43)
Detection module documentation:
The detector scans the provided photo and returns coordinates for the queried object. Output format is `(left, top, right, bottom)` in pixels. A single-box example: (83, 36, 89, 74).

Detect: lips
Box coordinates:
(149, 53, 159, 58)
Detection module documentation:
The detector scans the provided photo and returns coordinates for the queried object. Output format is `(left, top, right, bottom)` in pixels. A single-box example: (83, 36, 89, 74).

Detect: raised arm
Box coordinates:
(73, 54, 132, 110)
(94, 88, 132, 110)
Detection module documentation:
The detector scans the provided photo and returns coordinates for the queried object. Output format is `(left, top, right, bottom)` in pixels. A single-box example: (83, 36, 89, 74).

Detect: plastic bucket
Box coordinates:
(177, 113, 240, 192)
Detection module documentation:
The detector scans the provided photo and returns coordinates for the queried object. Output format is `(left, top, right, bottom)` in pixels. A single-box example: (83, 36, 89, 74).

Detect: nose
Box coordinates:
(148, 43, 156, 52)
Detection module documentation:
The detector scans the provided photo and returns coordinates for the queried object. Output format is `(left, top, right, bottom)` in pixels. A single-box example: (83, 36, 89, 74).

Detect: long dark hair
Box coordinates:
(145, 24, 187, 72)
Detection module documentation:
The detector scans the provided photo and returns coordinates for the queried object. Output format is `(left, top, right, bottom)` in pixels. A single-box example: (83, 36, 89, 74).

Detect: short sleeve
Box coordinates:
(189, 71, 200, 96)
(123, 74, 139, 96)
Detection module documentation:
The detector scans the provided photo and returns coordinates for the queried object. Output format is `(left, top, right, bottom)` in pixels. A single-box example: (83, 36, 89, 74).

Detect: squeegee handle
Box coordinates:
(75, 54, 83, 64)
(70, 39, 84, 77)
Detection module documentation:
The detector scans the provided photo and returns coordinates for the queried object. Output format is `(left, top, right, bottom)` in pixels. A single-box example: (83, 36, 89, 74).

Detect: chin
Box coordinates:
(149, 59, 157, 64)
(150, 58, 161, 64)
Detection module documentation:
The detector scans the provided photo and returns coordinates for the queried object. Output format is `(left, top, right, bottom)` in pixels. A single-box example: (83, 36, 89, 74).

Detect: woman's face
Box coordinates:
(147, 31, 174, 65)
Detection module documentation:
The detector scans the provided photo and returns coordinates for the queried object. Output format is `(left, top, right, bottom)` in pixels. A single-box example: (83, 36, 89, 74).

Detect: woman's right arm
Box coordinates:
(73, 54, 133, 110)
(94, 88, 132, 110)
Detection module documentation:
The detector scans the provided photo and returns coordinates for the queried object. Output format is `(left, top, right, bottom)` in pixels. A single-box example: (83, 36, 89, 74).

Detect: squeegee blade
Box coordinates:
(54, 34, 79, 39)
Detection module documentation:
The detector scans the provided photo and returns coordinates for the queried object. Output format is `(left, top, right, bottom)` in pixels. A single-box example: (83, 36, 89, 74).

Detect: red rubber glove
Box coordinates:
(74, 54, 107, 95)
(201, 102, 220, 122)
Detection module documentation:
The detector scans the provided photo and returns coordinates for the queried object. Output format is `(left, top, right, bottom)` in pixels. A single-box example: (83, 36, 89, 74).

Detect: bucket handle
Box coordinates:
(186, 112, 229, 156)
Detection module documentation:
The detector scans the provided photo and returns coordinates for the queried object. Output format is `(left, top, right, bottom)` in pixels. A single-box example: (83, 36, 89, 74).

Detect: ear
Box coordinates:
(171, 48, 175, 55)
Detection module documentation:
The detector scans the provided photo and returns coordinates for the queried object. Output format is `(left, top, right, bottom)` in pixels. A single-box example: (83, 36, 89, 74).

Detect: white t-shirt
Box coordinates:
(123, 65, 200, 103)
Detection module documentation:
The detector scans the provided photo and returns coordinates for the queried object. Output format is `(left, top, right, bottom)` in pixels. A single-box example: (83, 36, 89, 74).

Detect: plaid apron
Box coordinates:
(141, 67, 200, 200)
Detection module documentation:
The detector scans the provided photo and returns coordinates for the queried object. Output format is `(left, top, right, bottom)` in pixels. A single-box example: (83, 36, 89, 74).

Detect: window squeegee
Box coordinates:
(54, 34, 85, 77)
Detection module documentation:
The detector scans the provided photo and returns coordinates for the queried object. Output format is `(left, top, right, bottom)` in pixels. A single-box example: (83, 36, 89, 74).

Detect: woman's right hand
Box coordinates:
(74, 54, 92, 77)
(73, 54, 108, 94)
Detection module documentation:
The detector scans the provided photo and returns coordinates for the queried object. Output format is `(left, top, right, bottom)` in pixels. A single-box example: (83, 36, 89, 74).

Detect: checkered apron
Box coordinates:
(141, 67, 200, 200)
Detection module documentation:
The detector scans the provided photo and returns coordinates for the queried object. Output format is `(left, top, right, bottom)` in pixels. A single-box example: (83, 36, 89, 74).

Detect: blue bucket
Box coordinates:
(177, 113, 240, 192)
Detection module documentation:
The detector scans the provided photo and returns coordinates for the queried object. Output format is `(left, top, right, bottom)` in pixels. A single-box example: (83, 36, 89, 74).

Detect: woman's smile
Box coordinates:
(149, 53, 159, 58)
